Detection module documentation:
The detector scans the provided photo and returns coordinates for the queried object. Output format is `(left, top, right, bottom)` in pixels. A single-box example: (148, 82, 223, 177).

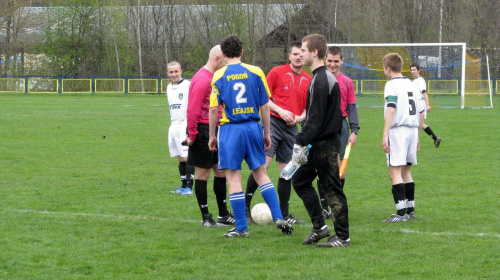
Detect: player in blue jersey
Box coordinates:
(208, 35, 293, 237)
(244, 42, 310, 225)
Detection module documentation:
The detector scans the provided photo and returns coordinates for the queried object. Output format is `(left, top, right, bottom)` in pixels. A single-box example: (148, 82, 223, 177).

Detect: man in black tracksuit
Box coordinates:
(292, 34, 350, 247)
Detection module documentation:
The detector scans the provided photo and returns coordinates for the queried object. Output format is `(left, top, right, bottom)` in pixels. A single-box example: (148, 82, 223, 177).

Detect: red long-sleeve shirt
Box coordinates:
(187, 68, 214, 141)
(187, 67, 213, 141)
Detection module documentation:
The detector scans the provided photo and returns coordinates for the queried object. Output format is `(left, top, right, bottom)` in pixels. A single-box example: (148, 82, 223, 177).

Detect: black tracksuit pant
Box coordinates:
(292, 136, 349, 240)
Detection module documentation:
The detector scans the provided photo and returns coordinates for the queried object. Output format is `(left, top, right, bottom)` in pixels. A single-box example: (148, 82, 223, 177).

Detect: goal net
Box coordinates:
(327, 43, 493, 109)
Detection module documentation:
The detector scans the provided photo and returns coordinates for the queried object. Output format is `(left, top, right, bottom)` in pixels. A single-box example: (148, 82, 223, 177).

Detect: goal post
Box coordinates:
(327, 43, 492, 109)
(486, 53, 493, 108)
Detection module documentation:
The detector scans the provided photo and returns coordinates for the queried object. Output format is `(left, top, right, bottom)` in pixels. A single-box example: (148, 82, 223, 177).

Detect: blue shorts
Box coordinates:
(218, 121, 266, 170)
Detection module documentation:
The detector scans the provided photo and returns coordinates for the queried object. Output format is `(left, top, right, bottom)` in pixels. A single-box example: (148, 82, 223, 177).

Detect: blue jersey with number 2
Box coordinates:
(210, 62, 270, 125)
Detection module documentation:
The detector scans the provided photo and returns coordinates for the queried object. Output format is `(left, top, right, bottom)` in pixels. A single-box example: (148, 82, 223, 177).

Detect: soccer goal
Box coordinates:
(327, 43, 493, 109)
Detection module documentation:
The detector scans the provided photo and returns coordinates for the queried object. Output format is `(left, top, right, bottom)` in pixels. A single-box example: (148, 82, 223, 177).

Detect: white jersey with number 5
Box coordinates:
(384, 77, 422, 128)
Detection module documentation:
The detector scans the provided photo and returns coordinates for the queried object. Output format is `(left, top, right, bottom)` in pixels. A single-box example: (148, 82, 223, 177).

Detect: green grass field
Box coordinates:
(1, 93, 499, 279)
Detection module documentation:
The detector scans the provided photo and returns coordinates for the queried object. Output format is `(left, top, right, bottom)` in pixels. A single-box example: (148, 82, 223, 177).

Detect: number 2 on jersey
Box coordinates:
(234, 82, 247, 104)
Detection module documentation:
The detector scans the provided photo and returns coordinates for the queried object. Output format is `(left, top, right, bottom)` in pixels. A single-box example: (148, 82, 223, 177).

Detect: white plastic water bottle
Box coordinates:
(280, 144, 312, 180)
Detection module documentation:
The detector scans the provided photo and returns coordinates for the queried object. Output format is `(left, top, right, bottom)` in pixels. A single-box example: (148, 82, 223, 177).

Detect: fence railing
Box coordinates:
(0, 76, 497, 96)
(0, 76, 173, 95)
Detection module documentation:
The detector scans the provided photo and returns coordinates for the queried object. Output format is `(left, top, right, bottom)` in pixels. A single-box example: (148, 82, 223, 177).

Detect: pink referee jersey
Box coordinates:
(336, 72, 356, 117)
(187, 67, 221, 141)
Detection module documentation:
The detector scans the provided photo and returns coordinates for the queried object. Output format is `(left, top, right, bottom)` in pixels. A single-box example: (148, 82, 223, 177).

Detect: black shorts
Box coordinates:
(187, 124, 218, 169)
(266, 117, 297, 163)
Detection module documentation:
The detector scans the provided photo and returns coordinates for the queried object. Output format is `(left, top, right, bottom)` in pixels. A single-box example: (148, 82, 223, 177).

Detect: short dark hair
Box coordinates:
(289, 42, 302, 53)
(410, 64, 420, 71)
(302, 34, 327, 59)
(220, 35, 243, 58)
(327, 46, 343, 60)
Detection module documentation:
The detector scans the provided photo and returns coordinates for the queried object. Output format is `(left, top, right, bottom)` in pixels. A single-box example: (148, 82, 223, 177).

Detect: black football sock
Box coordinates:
(179, 162, 187, 188)
(340, 178, 345, 188)
(405, 182, 415, 214)
(194, 179, 209, 217)
(185, 162, 195, 189)
(424, 126, 438, 141)
(245, 173, 259, 211)
(392, 183, 407, 216)
(213, 176, 229, 217)
(277, 177, 292, 217)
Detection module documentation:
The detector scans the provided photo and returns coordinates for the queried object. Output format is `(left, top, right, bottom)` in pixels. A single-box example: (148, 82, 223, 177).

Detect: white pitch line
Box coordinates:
(1, 208, 198, 224)
(398, 228, 500, 238)
(2, 208, 499, 238)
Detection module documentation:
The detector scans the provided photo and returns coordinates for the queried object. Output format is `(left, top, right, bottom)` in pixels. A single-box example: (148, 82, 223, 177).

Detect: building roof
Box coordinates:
(259, 4, 346, 48)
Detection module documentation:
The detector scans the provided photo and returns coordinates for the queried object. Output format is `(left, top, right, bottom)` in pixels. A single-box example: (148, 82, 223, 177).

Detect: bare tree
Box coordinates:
(4, 0, 499, 77)
(0, 0, 40, 75)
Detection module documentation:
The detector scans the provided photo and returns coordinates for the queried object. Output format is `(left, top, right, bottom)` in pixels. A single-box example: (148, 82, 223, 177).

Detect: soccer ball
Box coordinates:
(251, 203, 273, 225)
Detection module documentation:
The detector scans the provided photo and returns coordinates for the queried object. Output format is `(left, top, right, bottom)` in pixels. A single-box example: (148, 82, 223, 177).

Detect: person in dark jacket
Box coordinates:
(292, 34, 350, 247)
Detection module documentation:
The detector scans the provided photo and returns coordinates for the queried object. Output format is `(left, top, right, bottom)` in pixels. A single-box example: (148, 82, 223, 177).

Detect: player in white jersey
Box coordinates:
(410, 64, 441, 148)
(166, 61, 194, 195)
(381, 53, 423, 223)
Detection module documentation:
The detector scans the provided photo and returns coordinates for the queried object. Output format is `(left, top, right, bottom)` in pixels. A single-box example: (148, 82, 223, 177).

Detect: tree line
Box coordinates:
(1, 0, 499, 77)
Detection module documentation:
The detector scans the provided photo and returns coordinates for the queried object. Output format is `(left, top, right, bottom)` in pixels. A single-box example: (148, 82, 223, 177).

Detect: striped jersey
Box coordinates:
(166, 79, 190, 124)
(210, 62, 271, 125)
(384, 76, 422, 128)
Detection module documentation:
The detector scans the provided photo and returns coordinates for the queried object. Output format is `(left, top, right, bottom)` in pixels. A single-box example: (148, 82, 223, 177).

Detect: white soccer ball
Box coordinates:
(251, 203, 273, 225)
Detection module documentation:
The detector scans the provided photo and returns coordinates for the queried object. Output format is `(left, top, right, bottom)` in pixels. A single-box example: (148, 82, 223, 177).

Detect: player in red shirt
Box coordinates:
(244, 42, 311, 224)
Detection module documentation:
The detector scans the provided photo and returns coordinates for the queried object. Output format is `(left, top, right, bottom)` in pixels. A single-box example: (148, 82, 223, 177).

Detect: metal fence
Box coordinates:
(0, 76, 497, 96)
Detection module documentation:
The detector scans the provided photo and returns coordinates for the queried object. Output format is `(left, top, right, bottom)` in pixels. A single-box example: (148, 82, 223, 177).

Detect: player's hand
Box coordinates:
(382, 137, 390, 153)
(292, 144, 308, 165)
(348, 133, 357, 147)
(426, 105, 431, 112)
(208, 137, 217, 151)
(264, 134, 272, 151)
(185, 139, 195, 146)
(285, 115, 300, 126)
(278, 108, 294, 124)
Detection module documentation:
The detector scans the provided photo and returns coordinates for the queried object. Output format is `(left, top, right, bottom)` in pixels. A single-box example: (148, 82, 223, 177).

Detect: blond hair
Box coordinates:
(382, 53, 403, 73)
(167, 61, 182, 70)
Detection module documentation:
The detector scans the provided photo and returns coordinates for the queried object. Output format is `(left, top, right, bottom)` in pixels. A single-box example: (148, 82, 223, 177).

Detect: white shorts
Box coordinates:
(420, 99, 427, 119)
(168, 123, 188, 158)
(386, 126, 418, 166)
